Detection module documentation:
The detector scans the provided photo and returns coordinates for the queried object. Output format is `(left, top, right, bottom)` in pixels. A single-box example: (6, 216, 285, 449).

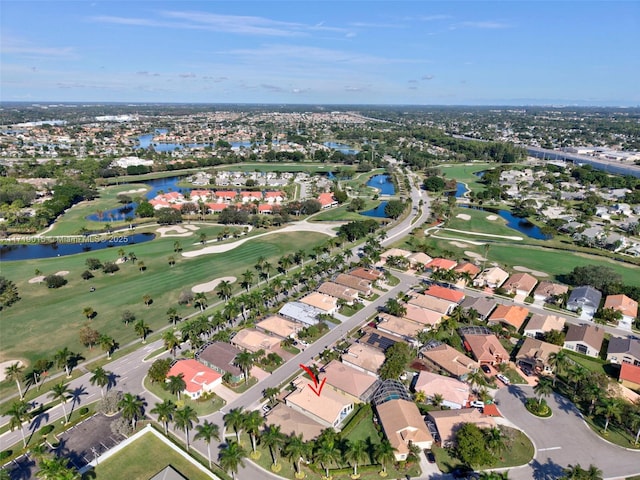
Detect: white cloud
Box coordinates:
(1, 35, 76, 59)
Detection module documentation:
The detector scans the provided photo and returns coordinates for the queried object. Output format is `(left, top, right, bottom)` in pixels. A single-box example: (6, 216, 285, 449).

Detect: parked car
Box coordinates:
(262, 404, 272, 414)
(496, 373, 511, 385)
(481, 365, 491, 374)
(470, 400, 484, 409)
(424, 450, 436, 463)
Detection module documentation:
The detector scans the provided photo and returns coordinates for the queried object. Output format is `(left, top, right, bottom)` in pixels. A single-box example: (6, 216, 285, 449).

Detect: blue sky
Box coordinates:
(2, 1, 638, 105)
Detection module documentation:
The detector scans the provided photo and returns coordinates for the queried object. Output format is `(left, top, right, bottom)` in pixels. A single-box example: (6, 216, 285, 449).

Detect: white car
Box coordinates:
(470, 400, 484, 409)
(496, 374, 511, 385)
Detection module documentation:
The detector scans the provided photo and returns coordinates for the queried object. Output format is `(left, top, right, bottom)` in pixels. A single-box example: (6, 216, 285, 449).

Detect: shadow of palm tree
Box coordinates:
(69, 385, 88, 418)
(106, 372, 119, 393)
(6, 454, 36, 480)
(507, 385, 528, 404)
(552, 392, 581, 416)
(530, 457, 564, 480)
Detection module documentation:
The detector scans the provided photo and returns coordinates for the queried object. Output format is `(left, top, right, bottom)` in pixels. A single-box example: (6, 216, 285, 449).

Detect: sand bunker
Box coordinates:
(55, 271, 70, 276)
(28, 276, 45, 284)
(486, 215, 498, 221)
(465, 251, 487, 261)
(0, 360, 24, 382)
(513, 265, 548, 277)
(449, 241, 472, 248)
(157, 225, 201, 237)
(455, 213, 471, 221)
(120, 188, 147, 194)
(191, 276, 236, 293)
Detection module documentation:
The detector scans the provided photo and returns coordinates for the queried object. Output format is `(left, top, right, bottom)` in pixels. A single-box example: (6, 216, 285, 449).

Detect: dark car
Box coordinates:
(481, 365, 491, 374)
(424, 450, 436, 463)
(452, 467, 477, 479)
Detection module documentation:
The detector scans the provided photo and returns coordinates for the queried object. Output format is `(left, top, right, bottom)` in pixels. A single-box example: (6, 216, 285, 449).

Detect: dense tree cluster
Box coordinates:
(0, 276, 20, 310)
(563, 265, 639, 301)
(337, 219, 379, 242)
(384, 199, 407, 219)
(378, 342, 411, 380)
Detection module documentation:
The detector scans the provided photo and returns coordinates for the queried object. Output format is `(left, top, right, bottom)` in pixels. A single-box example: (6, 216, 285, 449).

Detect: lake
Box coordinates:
(463, 206, 549, 240)
(361, 201, 389, 218)
(323, 142, 360, 155)
(366, 174, 395, 195)
(0, 233, 156, 261)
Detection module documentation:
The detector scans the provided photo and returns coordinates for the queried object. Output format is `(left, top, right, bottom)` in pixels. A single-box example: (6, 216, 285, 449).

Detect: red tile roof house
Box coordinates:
(463, 334, 510, 365)
(214, 190, 238, 203)
(206, 203, 228, 213)
(240, 191, 263, 203)
(258, 204, 273, 214)
(424, 285, 465, 304)
(619, 362, 640, 390)
(264, 191, 285, 204)
(501, 272, 538, 300)
(189, 189, 213, 202)
(349, 267, 384, 283)
(167, 359, 222, 400)
(487, 304, 530, 332)
(604, 294, 639, 330)
(426, 258, 458, 271)
(317, 192, 338, 209)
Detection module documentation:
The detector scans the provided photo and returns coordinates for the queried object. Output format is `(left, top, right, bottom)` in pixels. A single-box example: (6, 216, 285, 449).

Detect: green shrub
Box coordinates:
(79, 407, 89, 415)
(0, 450, 12, 461)
(39, 425, 55, 436)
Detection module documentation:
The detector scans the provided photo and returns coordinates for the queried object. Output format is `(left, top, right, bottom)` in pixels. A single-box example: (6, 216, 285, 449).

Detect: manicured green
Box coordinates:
(84, 430, 213, 480)
(444, 207, 526, 238)
(438, 163, 495, 192)
(342, 410, 381, 445)
(0, 230, 328, 377)
(310, 200, 381, 222)
(143, 377, 224, 416)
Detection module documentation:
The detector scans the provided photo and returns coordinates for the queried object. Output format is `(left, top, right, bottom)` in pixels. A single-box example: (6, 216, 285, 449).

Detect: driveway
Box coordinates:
(494, 385, 640, 480)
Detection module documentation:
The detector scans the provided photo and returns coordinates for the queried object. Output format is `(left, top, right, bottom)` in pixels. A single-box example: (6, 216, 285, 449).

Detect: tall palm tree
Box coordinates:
(432, 393, 444, 408)
(313, 437, 341, 478)
(485, 427, 506, 456)
(533, 376, 554, 405)
(234, 351, 254, 384)
(54, 347, 72, 377)
(262, 424, 286, 468)
(7, 400, 30, 447)
(99, 334, 117, 359)
(467, 370, 488, 393)
(224, 407, 246, 443)
(166, 307, 181, 327)
(596, 397, 623, 433)
(284, 433, 310, 475)
(194, 420, 220, 468)
(134, 319, 151, 343)
(49, 382, 71, 423)
(264, 387, 279, 405)
(414, 390, 427, 404)
(162, 330, 181, 358)
(36, 456, 80, 480)
(548, 350, 571, 386)
(89, 367, 110, 398)
(244, 410, 265, 455)
(374, 439, 396, 474)
(151, 399, 176, 436)
(345, 439, 369, 477)
(5, 362, 25, 399)
(174, 405, 199, 451)
(219, 440, 247, 480)
(166, 374, 187, 400)
(194, 292, 208, 311)
(241, 270, 254, 292)
(217, 280, 233, 301)
(118, 393, 146, 429)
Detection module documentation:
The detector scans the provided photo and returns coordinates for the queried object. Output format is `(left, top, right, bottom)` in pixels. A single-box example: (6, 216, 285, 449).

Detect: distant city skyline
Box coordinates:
(1, 1, 638, 106)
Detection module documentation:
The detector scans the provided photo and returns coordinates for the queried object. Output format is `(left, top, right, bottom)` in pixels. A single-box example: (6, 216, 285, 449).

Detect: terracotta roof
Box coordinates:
(256, 315, 300, 339)
(421, 344, 478, 377)
(524, 313, 565, 334)
(604, 294, 638, 318)
(377, 313, 424, 339)
(464, 334, 510, 364)
(377, 399, 433, 456)
(619, 362, 640, 386)
(317, 192, 337, 207)
(414, 371, 470, 407)
(167, 359, 221, 394)
(488, 304, 530, 330)
(317, 282, 359, 301)
(564, 324, 605, 351)
(321, 360, 378, 399)
(403, 303, 443, 328)
(300, 292, 338, 312)
(454, 262, 481, 277)
(265, 191, 285, 198)
(349, 267, 384, 281)
(408, 293, 454, 314)
(502, 272, 538, 295)
(342, 343, 386, 374)
(428, 408, 496, 445)
(334, 274, 371, 294)
(231, 329, 281, 353)
(425, 285, 465, 303)
(206, 203, 228, 212)
(426, 258, 458, 270)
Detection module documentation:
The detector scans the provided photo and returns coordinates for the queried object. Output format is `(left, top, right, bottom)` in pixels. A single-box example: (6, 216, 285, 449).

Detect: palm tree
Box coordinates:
(217, 280, 233, 301)
(244, 410, 265, 455)
(194, 420, 220, 469)
(414, 390, 426, 404)
(49, 382, 72, 423)
(174, 405, 199, 451)
(548, 350, 571, 385)
(194, 292, 208, 311)
(374, 439, 396, 474)
(173, 240, 182, 252)
(264, 387, 279, 405)
(467, 370, 488, 393)
(5, 362, 25, 399)
(118, 392, 146, 429)
(54, 347, 73, 377)
(485, 427, 505, 456)
(166, 307, 181, 327)
(284, 433, 310, 475)
(99, 334, 117, 359)
(82, 306, 95, 319)
(345, 439, 369, 477)
(162, 330, 181, 358)
(596, 397, 622, 433)
(628, 409, 640, 446)
(137, 260, 146, 273)
(431, 393, 444, 408)
(241, 270, 254, 292)
(134, 319, 151, 343)
(224, 407, 246, 443)
(89, 367, 110, 398)
(142, 294, 152, 307)
(151, 399, 176, 435)
(262, 424, 286, 467)
(566, 364, 587, 394)
(7, 400, 30, 447)
(36, 456, 80, 480)
(166, 374, 187, 400)
(533, 377, 554, 405)
(313, 437, 341, 478)
(219, 440, 247, 480)
(234, 351, 254, 384)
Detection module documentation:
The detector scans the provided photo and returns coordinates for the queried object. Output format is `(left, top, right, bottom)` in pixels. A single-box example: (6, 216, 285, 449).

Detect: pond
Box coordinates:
(361, 201, 388, 218)
(366, 174, 395, 195)
(323, 142, 360, 155)
(463, 206, 549, 240)
(0, 233, 156, 261)
(446, 182, 469, 198)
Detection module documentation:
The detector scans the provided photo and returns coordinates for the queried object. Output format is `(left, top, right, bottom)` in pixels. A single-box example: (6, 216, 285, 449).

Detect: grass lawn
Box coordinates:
(0, 230, 328, 388)
(84, 430, 214, 480)
(433, 426, 534, 473)
(438, 163, 495, 192)
(310, 200, 382, 222)
(143, 377, 224, 416)
(445, 207, 527, 238)
(565, 352, 608, 375)
(339, 303, 365, 317)
(501, 367, 527, 385)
